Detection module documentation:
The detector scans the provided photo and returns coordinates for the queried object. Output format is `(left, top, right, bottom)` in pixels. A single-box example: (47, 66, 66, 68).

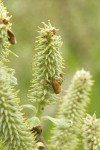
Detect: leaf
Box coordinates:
(22, 104, 37, 114)
(42, 116, 72, 129)
(27, 117, 41, 128)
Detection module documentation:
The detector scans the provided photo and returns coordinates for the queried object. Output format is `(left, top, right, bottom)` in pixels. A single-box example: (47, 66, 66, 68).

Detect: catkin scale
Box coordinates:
(7, 29, 16, 44)
(0, 18, 8, 25)
(2, 18, 9, 25)
(0, 19, 16, 44)
(52, 79, 61, 94)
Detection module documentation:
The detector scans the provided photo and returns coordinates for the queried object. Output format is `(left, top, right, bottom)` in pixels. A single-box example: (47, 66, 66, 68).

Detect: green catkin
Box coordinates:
(50, 69, 93, 150)
(82, 114, 100, 150)
(0, 1, 37, 149)
(0, 0, 11, 63)
(0, 0, 17, 86)
(0, 64, 36, 150)
(28, 21, 64, 115)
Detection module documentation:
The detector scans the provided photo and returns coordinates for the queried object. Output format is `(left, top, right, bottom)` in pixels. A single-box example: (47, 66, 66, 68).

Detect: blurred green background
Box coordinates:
(1, 0, 100, 149)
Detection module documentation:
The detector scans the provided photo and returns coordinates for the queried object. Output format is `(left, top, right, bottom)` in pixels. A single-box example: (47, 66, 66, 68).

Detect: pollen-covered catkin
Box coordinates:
(28, 21, 64, 115)
(0, 1, 37, 149)
(0, 64, 37, 150)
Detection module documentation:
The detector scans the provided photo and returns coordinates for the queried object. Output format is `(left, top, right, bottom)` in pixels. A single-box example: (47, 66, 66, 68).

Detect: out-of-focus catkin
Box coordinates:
(82, 114, 100, 150)
(50, 69, 93, 150)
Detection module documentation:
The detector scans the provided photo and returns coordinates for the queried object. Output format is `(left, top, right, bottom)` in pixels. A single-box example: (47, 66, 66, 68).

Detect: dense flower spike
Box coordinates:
(0, 64, 36, 150)
(28, 21, 64, 115)
(0, 0, 17, 85)
(0, 1, 37, 149)
(50, 69, 93, 150)
(82, 114, 100, 150)
(0, 0, 13, 62)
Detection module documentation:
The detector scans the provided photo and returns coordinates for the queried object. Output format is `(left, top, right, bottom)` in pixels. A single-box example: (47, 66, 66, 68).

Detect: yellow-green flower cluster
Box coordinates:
(0, 0, 11, 62)
(0, 1, 37, 149)
(0, 64, 36, 150)
(82, 114, 100, 150)
(50, 69, 93, 150)
(28, 21, 64, 114)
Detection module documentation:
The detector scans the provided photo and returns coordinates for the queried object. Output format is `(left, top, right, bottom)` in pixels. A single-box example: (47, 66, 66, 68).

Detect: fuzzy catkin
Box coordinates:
(82, 114, 100, 150)
(28, 21, 64, 114)
(0, 0, 12, 62)
(0, 0, 17, 85)
(50, 69, 93, 150)
(0, 1, 37, 149)
(0, 64, 36, 150)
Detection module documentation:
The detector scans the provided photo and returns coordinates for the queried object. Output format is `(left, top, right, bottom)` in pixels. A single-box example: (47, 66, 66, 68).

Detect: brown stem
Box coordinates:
(31, 126, 49, 150)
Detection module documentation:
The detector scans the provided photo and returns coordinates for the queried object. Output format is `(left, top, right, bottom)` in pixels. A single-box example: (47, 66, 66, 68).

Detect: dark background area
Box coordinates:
(1, 0, 100, 149)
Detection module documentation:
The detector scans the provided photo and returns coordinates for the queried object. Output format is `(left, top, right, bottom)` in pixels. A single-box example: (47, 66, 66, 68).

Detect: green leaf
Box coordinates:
(27, 117, 41, 128)
(22, 104, 37, 114)
(42, 116, 72, 128)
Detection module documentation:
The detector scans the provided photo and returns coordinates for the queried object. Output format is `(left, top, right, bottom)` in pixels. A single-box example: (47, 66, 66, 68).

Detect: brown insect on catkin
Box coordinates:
(7, 29, 17, 44)
(2, 18, 9, 25)
(0, 18, 9, 25)
(52, 79, 61, 94)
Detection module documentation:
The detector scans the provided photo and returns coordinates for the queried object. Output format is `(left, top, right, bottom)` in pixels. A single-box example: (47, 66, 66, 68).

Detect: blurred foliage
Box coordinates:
(1, 0, 100, 149)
